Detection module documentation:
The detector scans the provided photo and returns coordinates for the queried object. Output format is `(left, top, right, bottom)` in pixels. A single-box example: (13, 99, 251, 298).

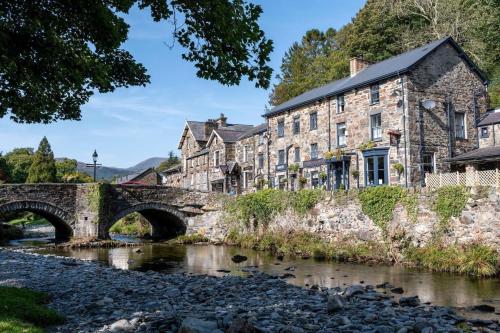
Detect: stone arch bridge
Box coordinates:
(0, 184, 220, 242)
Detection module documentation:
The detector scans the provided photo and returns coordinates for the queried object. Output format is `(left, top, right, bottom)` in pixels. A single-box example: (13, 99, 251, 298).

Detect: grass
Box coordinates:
(404, 243, 498, 277)
(226, 229, 387, 263)
(0, 286, 64, 333)
(8, 216, 50, 227)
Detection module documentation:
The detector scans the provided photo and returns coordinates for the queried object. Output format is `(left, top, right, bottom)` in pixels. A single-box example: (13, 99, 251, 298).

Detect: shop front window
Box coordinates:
(364, 149, 388, 186)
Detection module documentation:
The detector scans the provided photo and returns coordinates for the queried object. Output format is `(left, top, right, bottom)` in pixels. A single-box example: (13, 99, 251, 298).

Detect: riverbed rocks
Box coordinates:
(0, 249, 497, 333)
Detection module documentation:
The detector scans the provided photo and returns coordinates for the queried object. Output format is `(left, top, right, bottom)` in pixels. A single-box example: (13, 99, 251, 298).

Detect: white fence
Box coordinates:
(425, 169, 500, 188)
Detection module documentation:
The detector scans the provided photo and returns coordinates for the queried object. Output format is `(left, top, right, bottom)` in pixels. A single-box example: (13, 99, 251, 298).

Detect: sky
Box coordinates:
(0, 0, 366, 168)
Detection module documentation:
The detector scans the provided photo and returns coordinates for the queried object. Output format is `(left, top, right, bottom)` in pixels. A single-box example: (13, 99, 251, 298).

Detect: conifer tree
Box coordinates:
(26, 137, 57, 183)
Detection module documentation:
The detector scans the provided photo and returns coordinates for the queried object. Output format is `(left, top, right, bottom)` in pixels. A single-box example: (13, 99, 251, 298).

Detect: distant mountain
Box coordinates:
(127, 157, 167, 172)
(57, 157, 167, 180)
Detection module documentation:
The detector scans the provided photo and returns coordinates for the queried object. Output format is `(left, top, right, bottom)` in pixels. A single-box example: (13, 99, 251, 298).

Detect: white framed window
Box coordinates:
(337, 122, 346, 147)
(455, 113, 466, 139)
(370, 84, 380, 104)
(277, 119, 285, 137)
(243, 145, 249, 162)
(310, 143, 318, 159)
(370, 113, 382, 140)
(337, 94, 345, 113)
(213, 151, 220, 167)
(422, 152, 435, 174)
(278, 149, 285, 165)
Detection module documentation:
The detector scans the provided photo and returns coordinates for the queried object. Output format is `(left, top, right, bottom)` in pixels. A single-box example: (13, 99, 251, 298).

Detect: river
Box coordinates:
(10, 228, 500, 319)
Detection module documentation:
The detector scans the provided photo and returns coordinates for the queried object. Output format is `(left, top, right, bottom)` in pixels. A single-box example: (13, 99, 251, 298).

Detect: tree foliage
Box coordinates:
(55, 158, 78, 181)
(26, 137, 57, 183)
(271, 0, 500, 107)
(3, 148, 34, 183)
(0, 0, 273, 123)
(0, 153, 9, 183)
(157, 151, 180, 171)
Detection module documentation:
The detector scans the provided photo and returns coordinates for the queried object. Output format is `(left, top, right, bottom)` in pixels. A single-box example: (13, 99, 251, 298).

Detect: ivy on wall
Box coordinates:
(86, 183, 111, 224)
(358, 186, 404, 231)
(432, 185, 469, 229)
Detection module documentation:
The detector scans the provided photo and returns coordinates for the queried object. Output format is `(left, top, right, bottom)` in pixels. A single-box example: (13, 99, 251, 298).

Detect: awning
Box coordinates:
(447, 146, 500, 164)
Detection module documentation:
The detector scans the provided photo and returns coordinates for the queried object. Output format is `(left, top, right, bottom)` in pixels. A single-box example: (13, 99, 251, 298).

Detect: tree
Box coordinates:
(270, 0, 500, 107)
(55, 158, 78, 182)
(26, 137, 57, 183)
(3, 148, 34, 183)
(0, 0, 273, 124)
(61, 172, 93, 183)
(0, 153, 9, 183)
(157, 151, 180, 171)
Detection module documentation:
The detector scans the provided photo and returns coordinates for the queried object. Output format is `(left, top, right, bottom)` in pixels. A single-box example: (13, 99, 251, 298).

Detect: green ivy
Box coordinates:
(432, 185, 469, 229)
(401, 192, 419, 223)
(86, 183, 110, 224)
(358, 186, 404, 230)
(225, 189, 324, 227)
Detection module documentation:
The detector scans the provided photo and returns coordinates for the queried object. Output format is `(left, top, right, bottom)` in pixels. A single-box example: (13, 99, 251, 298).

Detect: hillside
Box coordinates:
(72, 157, 167, 180)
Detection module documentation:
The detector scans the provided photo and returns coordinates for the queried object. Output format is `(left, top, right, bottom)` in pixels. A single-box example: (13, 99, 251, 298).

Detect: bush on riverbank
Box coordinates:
(0, 286, 64, 333)
(172, 233, 209, 244)
(109, 212, 151, 237)
(405, 243, 498, 277)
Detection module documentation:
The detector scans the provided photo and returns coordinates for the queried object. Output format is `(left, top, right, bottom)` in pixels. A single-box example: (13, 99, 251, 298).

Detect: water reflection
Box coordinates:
(36, 243, 500, 314)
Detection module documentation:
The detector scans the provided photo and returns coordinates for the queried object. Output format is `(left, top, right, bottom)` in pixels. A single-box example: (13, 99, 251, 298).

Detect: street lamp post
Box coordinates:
(86, 150, 102, 182)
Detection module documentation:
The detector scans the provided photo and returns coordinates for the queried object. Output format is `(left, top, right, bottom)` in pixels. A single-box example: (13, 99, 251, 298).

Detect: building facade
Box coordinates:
(166, 37, 489, 192)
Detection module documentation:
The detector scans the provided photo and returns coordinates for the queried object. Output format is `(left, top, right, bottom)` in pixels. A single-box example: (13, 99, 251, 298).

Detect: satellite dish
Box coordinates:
(422, 99, 436, 110)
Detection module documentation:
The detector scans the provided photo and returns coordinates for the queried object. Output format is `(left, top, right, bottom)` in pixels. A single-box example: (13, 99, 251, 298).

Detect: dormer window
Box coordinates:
(370, 84, 380, 104)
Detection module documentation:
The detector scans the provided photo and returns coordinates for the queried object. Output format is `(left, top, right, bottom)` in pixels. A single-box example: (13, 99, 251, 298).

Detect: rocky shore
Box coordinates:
(0, 249, 497, 333)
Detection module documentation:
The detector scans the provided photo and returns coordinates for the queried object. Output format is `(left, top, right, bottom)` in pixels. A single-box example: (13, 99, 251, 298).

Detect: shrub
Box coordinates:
(392, 163, 404, 175)
(358, 186, 404, 230)
(288, 164, 299, 173)
(432, 186, 469, 228)
(173, 233, 209, 244)
(290, 189, 323, 215)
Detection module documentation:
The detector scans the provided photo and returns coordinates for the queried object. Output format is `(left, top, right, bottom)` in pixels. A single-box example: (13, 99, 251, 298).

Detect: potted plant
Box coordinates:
(298, 176, 308, 189)
(324, 151, 334, 160)
(392, 163, 404, 178)
(319, 171, 327, 182)
(359, 140, 377, 151)
(352, 169, 360, 179)
(288, 163, 300, 174)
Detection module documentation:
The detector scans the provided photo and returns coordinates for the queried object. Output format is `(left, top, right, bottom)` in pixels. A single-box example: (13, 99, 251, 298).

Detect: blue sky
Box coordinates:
(0, 0, 366, 168)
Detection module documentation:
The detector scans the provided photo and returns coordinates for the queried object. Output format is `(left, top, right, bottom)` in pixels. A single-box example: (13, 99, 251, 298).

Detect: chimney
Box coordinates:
(350, 57, 371, 77)
(216, 113, 227, 127)
(205, 119, 217, 137)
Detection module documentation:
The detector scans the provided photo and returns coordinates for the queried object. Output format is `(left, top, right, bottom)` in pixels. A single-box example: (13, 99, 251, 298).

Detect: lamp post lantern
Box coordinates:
(86, 150, 102, 182)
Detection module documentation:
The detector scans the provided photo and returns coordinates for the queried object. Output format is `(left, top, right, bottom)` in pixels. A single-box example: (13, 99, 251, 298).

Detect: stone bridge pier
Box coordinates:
(0, 184, 219, 242)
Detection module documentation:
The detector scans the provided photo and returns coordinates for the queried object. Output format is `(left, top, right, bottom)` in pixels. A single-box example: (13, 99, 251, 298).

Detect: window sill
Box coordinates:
(337, 144, 347, 148)
(371, 138, 383, 142)
(369, 101, 380, 106)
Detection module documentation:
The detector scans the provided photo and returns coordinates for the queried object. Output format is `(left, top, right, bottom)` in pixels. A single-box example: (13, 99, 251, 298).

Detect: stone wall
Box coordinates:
(186, 187, 500, 250)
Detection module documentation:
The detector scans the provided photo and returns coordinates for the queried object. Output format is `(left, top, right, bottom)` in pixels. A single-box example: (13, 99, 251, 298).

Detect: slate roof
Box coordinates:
(478, 110, 500, 127)
(447, 146, 500, 163)
(238, 123, 268, 140)
(186, 121, 208, 142)
(214, 128, 252, 143)
(266, 37, 487, 117)
(115, 167, 157, 184)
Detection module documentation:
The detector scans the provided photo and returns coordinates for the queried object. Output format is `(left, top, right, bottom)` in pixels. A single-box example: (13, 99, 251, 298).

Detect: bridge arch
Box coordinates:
(0, 201, 73, 242)
(107, 202, 187, 240)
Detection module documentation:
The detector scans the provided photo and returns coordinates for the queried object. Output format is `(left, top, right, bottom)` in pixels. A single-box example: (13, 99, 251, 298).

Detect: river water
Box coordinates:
(8, 225, 499, 318)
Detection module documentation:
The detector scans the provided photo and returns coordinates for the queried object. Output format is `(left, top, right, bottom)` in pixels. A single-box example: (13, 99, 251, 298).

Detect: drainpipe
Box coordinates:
(446, 97, 453, 159)
(473, 94, 479, 149)
(418, 102, 425, 187)
(266, 117, 271, 187)
(399, 73, 409, 188)
(328, 97, 332, 151)
(285, 144, 293, 191)
(356, 153, 360, 189)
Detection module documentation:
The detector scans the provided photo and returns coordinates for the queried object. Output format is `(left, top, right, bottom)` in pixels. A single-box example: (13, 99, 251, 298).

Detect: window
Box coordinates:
(214, 136, 218, 145)
(337, 94, 345, 113)
(243, 171, 252, 189)
(370, 84, 380, 104)
(370, 113, 382, 140)
(258, 154, 264, 169)
(480, 127, 489, 138)
(190, 174, 194, 185)
(258, 133, 265, 145)
(455, 113, 465, 139)
(311, 171, 320, 188)
(422, 153, 435, 174)
(214, 151, 220, 167)
(293, 116, 300, 135)
(277, 119, 285, 138)
(365, 152, 388, 186)
(278, 149, 285, 165)
(278, 175, 286, 190)
(337, 122, 346, 147)
(243, 145, 249, 162)
(310, 143, 318, 160)
(294, 147, 300, 162)
(310, 112, 318, 130)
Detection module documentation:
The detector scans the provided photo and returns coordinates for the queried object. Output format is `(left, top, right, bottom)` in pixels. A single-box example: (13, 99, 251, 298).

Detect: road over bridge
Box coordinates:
(0, 184, 220, 242)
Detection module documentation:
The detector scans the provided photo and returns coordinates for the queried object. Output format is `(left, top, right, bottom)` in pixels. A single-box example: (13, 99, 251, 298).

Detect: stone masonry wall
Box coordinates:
(186, 187, 499, 250)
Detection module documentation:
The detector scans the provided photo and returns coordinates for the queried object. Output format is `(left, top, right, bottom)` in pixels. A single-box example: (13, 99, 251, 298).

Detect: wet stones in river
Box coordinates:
(327, 294, 345, 313)
(391, 287, 404, 294)
(216, 269, 231, 273)
(231, 254, 247, 263)
(179, 317, 222, 333)
(279, 273, 296, 279)
(470, 304, 495, 313)
(399, 296, 420, 307)
(344, 284, 365, 298)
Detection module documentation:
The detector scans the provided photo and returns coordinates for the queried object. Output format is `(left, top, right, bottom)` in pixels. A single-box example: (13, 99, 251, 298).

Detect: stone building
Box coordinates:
(263, 36, 488, 190)
(115, 168, 162, 185)
(176, 114, 265, 193)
